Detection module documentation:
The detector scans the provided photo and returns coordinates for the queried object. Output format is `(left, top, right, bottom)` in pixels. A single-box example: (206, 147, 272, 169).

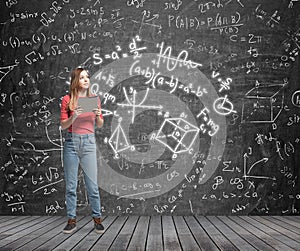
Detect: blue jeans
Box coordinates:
(63, 132, 101, 219)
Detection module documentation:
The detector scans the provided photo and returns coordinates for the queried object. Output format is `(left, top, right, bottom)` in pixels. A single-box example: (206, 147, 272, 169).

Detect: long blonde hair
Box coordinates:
(68, 67, 92, 111)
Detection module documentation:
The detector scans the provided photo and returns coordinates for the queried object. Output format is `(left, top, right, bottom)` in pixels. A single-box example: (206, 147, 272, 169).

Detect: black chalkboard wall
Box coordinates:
(0, 0, 299, 216)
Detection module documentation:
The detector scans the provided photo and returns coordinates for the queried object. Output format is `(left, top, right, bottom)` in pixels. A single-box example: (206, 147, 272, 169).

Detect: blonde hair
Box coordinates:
(68, 67, 92, 111)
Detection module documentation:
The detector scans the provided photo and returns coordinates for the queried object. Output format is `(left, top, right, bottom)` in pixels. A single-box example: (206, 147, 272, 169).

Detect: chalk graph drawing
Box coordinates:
(155, 117, 199, 158)
(243, 153, 276, 181)
(118, 87, 162, 123)
(132, 10, 162, 42)
(241, 83, 286, 123)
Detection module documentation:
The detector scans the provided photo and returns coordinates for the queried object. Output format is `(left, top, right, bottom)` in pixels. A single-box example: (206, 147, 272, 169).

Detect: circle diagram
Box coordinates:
(91, 53, 227, 199)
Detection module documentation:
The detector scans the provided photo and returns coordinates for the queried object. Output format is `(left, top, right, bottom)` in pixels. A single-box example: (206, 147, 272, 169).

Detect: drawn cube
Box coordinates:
(155, 118, 199, 153)
(241, 84, 285, 123)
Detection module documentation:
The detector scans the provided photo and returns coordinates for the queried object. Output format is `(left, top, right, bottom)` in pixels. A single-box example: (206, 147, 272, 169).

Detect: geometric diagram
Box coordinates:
(91, 53, 227, 199)
(213, 94, 236, 116)
(155, 117, 199, 158)
(241, 83, 286, 123)
(243, 153, 276, 180)
(108, 118, 131, 158)
(0, 60, 19, 82)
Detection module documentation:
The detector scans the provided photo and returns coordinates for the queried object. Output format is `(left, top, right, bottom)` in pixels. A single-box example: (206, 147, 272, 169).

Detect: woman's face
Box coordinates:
(78, 70, 90, 91)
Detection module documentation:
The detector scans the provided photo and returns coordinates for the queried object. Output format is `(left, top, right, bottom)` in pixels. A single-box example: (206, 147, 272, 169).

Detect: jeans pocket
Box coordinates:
(88, 136, 95, 144)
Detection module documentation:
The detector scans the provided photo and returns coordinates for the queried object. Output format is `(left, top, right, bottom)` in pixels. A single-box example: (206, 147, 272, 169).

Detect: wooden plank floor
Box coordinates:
(0, 216, 300, 251)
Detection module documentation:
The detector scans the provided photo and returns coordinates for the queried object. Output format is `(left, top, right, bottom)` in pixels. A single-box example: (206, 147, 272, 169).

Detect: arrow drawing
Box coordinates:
(243, 154, 276, 180)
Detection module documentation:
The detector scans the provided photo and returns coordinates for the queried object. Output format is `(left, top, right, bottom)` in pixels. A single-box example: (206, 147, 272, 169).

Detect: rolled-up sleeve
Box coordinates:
(60, 95, 70, 121)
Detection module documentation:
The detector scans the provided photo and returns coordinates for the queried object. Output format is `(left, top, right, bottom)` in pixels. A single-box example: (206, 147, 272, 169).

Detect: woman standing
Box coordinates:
(60, 67, 104, 234)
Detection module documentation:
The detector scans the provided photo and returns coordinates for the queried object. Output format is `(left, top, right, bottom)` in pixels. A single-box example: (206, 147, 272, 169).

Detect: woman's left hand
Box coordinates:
(94, 107, 104, 128)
